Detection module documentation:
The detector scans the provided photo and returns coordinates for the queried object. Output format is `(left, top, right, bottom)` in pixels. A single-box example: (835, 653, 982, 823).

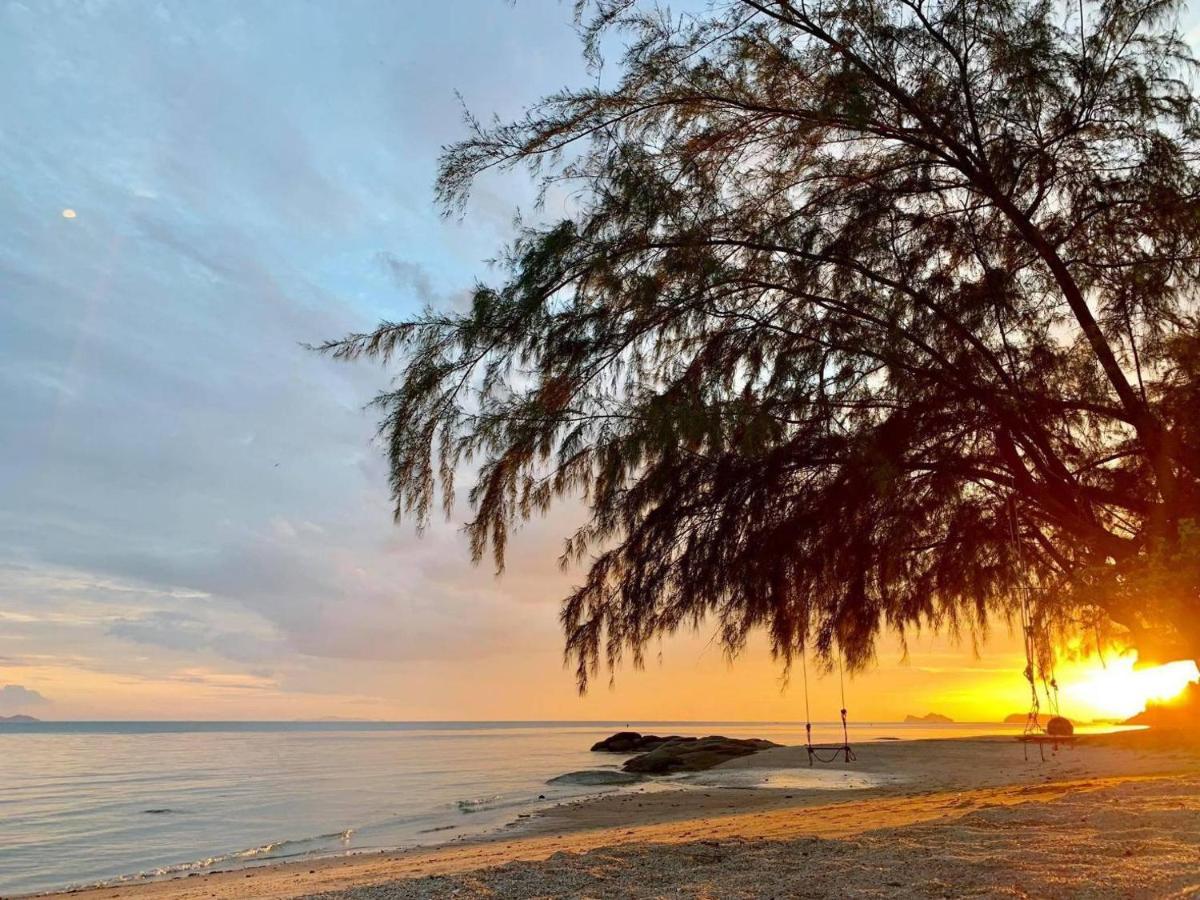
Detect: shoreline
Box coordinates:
(30, 729, 1200, 900)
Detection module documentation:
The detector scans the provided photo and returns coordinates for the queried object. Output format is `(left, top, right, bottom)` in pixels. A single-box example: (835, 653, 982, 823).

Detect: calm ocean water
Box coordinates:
(0, 719, 1085, 895)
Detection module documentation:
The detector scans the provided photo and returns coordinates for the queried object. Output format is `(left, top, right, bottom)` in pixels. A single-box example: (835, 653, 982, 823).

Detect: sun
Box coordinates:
(1058, 653, 1200, 721)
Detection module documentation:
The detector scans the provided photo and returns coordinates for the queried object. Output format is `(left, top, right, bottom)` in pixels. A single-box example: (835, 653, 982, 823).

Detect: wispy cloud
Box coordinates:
(0, 684, 50, 713)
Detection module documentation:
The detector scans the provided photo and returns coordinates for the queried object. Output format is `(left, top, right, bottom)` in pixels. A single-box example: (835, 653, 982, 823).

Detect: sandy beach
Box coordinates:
(36, 729, 1200, 900)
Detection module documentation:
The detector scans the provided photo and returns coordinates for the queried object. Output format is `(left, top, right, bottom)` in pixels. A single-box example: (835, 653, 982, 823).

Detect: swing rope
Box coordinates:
(837, 649, 852, 754)
(1009, 499, 1044, 737)
(802, 644, 813, 754)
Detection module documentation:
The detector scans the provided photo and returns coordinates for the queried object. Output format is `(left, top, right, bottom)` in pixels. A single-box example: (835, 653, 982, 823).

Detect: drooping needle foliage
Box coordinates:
(322, 0, 1200, 687)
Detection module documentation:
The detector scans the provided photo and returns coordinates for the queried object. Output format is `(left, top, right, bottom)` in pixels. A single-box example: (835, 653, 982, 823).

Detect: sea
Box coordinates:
(0, 719, 1117, 896)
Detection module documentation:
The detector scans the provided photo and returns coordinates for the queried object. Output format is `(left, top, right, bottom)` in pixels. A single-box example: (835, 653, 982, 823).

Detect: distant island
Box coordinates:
(904, 713, 954, 724)
(1004, 713, 1038, 725)
(0, 714, 39, 723)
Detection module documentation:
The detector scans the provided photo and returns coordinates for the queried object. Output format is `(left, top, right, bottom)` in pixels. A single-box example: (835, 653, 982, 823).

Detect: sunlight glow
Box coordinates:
(61, 208, 76, 218)
(1060, 653, 1200, 720)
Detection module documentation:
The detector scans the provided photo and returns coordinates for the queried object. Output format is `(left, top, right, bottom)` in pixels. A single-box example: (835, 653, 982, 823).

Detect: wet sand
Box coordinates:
(35, 730, 1200, 899)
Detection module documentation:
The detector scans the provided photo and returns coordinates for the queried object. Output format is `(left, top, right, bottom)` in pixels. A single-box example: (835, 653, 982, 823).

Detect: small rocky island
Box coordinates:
(904, 713, 954, 724)
(590, 731, 778, 774)
(1004, 713, 1037, 724)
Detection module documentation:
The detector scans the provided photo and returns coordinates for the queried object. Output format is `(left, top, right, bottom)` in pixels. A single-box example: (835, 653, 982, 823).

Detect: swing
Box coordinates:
(800, 644, 856, 765)
(1007, 499, 1075, 761)
(1015, 654, 1076, 760)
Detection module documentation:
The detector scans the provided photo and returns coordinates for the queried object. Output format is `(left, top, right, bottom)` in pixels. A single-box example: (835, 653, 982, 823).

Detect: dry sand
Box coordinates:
(37, 730, 1200, 900)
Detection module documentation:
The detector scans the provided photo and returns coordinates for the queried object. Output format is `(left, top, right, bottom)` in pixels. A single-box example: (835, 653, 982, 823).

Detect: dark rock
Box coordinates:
(591, 731, 647, 752)
(621, 736, 778, 774)
(590, 731, 698, 753)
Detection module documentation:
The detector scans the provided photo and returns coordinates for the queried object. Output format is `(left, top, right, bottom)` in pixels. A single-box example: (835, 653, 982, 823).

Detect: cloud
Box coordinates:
(376, 253, 437, 305)
(107, 610, 283, 665)
(0, 684, 50, 713)
(165, 668, 278, 692)
(181, 514, 564, 664)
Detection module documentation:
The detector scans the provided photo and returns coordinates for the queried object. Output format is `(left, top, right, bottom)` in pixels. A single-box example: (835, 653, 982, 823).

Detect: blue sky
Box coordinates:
(3, 1, 1196, 721)
(0, 0, 606, 718)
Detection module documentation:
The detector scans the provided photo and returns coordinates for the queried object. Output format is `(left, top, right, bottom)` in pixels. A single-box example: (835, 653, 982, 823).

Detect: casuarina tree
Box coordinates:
(321, 0, 1200, 688)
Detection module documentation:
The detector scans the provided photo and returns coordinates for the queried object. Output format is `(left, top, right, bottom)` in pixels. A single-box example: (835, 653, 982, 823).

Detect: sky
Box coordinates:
(2, 1, 1198, 724)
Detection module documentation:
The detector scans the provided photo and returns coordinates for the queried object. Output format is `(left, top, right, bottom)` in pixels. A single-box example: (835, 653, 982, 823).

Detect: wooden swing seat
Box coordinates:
(1017, 732, 1076, 761)
(805, 743, 856, 765)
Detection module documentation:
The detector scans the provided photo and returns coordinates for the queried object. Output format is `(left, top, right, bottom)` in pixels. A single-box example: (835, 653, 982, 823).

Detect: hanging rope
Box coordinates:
(1009, 498, 1043, 737)
(837, 649, 852, 757)
(1043, 657, 1062, 719)
(801, 645, 814, 755)
(1043, 624, 1062, 719)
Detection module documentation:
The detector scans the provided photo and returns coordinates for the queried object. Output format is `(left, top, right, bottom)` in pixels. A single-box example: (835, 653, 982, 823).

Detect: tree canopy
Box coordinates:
(323, 0, 1200, 688)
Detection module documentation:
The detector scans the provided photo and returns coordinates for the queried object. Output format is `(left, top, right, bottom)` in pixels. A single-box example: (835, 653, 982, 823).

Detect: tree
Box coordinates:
(322, 0, 1200, 689)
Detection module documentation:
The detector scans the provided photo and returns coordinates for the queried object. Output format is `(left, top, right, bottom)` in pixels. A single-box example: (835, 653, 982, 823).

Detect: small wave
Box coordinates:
(456, 794, 505, 813)
(229, 828, 353, 859)
(133, 828, 358, 882)
(142, 808, 179, 815)
(231, 840, 288, 859)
